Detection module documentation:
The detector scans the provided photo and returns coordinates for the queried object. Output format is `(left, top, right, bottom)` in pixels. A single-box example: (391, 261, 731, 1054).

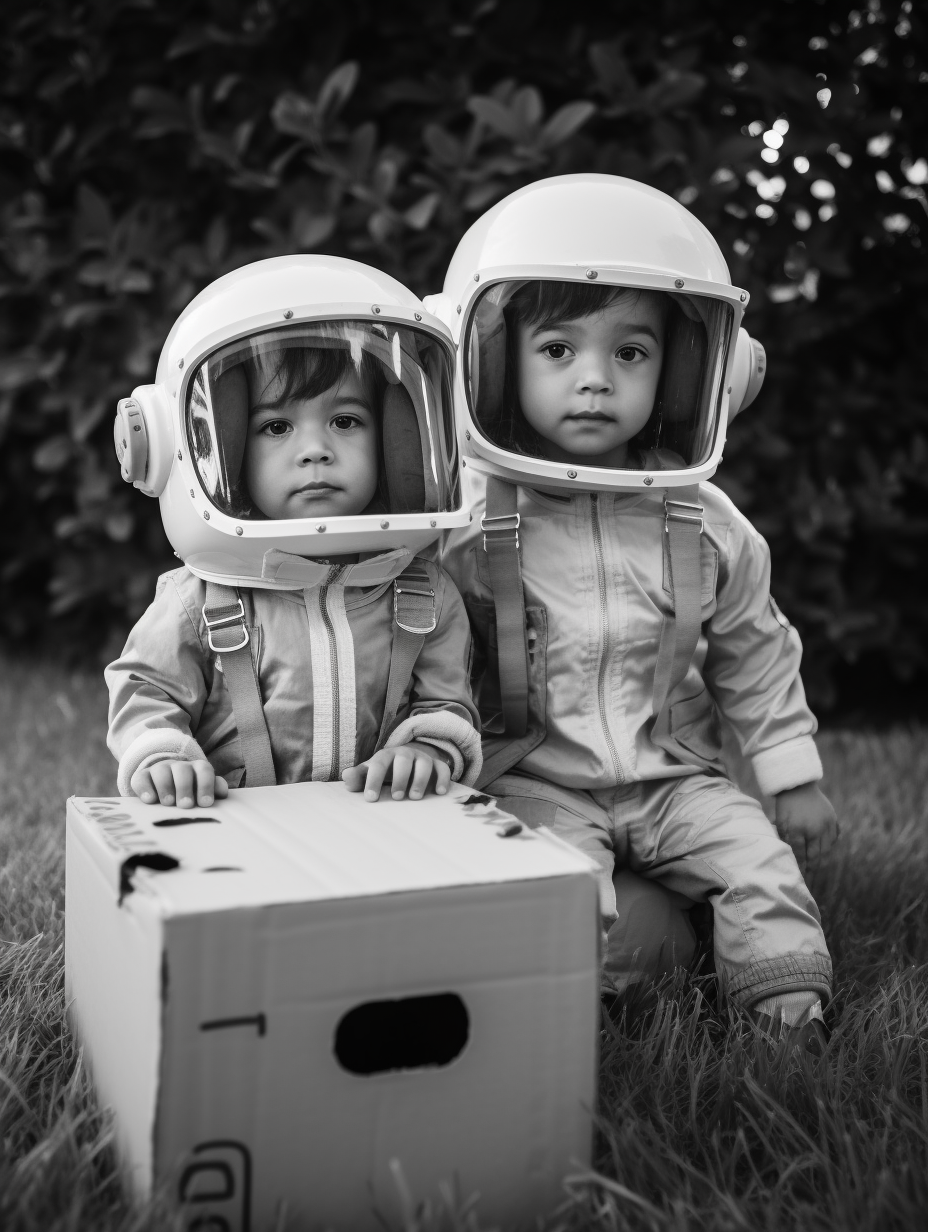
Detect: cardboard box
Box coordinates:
(65, 781, 600, 1231)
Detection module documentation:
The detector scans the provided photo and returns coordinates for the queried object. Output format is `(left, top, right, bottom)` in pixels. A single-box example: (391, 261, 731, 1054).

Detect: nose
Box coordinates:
(295, 425, 332, 465)
(575, 351, 614, 395)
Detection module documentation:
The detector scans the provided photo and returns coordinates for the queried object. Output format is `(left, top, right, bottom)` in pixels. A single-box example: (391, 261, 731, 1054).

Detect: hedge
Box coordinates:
(1, 0, 925, 712)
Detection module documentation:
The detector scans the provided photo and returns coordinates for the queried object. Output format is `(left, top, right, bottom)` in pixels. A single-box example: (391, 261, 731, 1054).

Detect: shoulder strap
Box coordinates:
(481, 476, 529, 737)
(376, 562, 437, 749)
(204, 582, 277, 788)
(652, 486, 704, 734)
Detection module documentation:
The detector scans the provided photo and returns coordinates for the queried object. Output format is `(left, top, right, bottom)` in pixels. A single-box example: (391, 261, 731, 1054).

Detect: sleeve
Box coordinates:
(105, 572, 214, 795)
(702, 514, 823, 797)
(384, 564, 483, 786)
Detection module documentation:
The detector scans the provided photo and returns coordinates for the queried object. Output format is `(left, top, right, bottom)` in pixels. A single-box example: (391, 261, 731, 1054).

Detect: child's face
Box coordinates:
(244, 365, 379, 520)
(514, 292, 665, 467)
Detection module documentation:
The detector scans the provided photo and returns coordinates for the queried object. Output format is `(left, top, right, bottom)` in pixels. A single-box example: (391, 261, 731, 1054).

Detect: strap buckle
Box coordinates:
(204, 598, 250, 653)
(393, 571, 437, 635)
(481, 510, 521, 552)
(664, 499, 704, 535)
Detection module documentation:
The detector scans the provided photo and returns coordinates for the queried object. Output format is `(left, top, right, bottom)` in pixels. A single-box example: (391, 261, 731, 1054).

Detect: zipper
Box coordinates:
(590, 493, 624, 784)
(318, 564, 341, 777)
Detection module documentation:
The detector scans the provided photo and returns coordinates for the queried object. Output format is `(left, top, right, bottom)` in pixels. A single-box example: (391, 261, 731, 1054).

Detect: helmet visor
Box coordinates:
(465, 280, 734, 473)
(186, 320, 457, 520)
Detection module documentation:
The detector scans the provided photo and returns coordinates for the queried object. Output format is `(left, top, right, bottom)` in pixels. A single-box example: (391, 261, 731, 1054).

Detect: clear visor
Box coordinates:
(186, 320, 457, 520)
(465, 280, 734, 473)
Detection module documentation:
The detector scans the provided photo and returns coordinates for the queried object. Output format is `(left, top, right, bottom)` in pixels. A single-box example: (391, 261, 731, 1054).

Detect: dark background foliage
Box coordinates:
(0, 0, 925, 715)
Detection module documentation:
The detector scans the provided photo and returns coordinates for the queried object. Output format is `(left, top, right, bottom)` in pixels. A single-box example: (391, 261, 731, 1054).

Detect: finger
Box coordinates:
(390, 752, 414, 800)
(408, 754, 435, 801)
(171, 762, 197, 808)
(433, 759, 452, 796)
(342, 764, 367, 793)
(805, 836, 822, 872)
(131, 768, 157, 805)
(192, 760, 216, 806)
(363, 756, 391, 802)
(214, 776, 229, 799)
(149, 762, 179, 805)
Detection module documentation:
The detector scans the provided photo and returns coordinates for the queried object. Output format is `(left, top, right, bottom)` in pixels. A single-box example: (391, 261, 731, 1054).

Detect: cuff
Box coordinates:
(752, 736, 823, 797)
(117, 727, 207, 796)
(385, 710, 483, 786)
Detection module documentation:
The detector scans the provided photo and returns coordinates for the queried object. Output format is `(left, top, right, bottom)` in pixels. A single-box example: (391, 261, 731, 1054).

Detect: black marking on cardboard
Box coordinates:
(497, 822, 523, 837)
(118, 852, 180, 904)
(200, 1014, 266, 1037)
(153, 815, 221, 828)
(160, 951, 169, 1004)
(202, 866, 243, 873)
(459, 792, 493, 807)
(335, 993, 469, 1076)
(179, 1139, 252, 1232)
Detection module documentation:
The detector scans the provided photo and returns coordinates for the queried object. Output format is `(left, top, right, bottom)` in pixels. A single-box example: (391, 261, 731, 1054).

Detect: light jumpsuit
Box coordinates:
(443, 470, 832, 1008)
(107, 550, 482, 794)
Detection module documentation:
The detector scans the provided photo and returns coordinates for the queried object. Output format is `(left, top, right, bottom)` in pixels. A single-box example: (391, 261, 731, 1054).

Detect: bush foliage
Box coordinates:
(1, 0, 926, 708)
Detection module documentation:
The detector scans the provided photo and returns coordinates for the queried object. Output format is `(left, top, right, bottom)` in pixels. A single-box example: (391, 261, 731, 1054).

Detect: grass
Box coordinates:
(1, 657, 927, 1231)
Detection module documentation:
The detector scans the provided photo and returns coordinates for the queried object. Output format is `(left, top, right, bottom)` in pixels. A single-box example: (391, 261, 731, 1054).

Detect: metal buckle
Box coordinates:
(393, 579, 437, 635)
(204, 599, 250, 653)
(480, 510, 521, 552)
(664, 499, 704, 535)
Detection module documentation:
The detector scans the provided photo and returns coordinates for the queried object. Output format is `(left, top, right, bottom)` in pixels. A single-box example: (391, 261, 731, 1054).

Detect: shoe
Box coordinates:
(754, 1000, 830, 1060)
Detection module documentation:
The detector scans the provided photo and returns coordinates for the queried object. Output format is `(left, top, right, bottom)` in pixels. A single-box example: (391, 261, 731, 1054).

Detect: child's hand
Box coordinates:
(130, 759, 228, 808)
(774, 782, 838, 874)
(342, 741, 452, 802)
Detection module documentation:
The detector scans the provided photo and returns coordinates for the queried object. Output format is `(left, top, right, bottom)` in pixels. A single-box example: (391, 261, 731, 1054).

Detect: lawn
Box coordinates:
(1, 656, 926, 1231)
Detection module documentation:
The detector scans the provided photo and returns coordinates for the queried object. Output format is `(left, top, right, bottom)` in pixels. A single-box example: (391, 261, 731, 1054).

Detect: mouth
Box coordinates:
(293, 482, 341, 497)
(567, 411, 614, 423)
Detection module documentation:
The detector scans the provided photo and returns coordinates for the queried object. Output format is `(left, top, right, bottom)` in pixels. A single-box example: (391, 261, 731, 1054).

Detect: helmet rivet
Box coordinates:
(371, 305, 381, 314)
(727, 385, 733, 394)
(456, 305, 462, 313)
(675, 279, 685, 288)
(189, 489, 195, 498)
(316, 524, 326, 532)
(644, 476, 654, 486)
(235, 526, 243, 535)
(740, 292, 747, 302)
(203, 510, 210, 520)
(430, 519, 437, 527)
(473, 273, 480, 281)
(585, 269, 598, 280)
(414, 312, 422, 321)
(465, 430, 471, 440)
(567, 469, 577, 478)
(177, 450, 183, 460)
(283, 309, 293, 319)
(381, 520, 390, 529)
(178, 359, 184, 369)
(133, 424, 141, 432)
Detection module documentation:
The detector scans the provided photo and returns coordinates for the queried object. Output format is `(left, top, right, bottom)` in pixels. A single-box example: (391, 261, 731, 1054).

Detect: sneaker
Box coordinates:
(754, 1000, 830, 1060)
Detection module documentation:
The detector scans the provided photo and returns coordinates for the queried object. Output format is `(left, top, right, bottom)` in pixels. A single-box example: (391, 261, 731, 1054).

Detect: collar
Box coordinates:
(260, 547, 414, 588)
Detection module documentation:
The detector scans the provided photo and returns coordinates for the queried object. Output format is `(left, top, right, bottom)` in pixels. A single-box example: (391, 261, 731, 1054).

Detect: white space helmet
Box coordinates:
(426, 174, 766, 493)
(114, 256, 466, 587)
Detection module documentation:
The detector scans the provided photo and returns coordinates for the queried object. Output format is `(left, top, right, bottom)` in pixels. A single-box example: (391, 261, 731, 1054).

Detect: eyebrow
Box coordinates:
(249, 391, 372, 415)
(530, 320, 662, 344)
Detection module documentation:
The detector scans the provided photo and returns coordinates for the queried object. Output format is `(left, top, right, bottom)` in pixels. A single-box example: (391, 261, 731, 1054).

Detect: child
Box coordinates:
(435, 175, 838, 1049)
(107, 256, 481, 806)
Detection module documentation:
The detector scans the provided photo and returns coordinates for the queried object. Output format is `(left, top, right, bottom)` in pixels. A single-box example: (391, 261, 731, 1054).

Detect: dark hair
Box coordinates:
(497, 282, 673, 460)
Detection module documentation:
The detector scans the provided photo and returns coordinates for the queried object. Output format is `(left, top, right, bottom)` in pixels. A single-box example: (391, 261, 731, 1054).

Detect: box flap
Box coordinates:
(67, 783, 596, 916)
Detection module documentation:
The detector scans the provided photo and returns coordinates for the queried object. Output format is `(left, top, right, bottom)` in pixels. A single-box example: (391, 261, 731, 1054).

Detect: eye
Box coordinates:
(616, 346, 645, 363)
(260, 419, 291, 437)
(331, 413, 364, 431)
(541, 343, 570, 360)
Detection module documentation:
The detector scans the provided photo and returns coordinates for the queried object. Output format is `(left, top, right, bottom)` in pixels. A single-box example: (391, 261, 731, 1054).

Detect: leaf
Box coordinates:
(291, 208, 335, 248)
(404, 192, 440, 230)
(466, 96, 523, 140)
(423, 123, 462, 167)
(33, 435, 71, 473)
(541, 101, 596, 148)
(511, 86, 543, 131)
(271, 92, 317, 141)
(74, 184, 113, 247)
(317, 62, 359, 117)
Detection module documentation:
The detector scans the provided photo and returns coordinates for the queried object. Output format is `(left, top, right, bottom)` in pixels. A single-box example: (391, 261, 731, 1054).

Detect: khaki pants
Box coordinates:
(488, 771, 832, 1009)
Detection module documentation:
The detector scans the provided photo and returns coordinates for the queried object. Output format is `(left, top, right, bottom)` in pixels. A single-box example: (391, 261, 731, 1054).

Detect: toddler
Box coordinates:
(107, 257, 481, 806)
(438, 175, 838, 1049)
